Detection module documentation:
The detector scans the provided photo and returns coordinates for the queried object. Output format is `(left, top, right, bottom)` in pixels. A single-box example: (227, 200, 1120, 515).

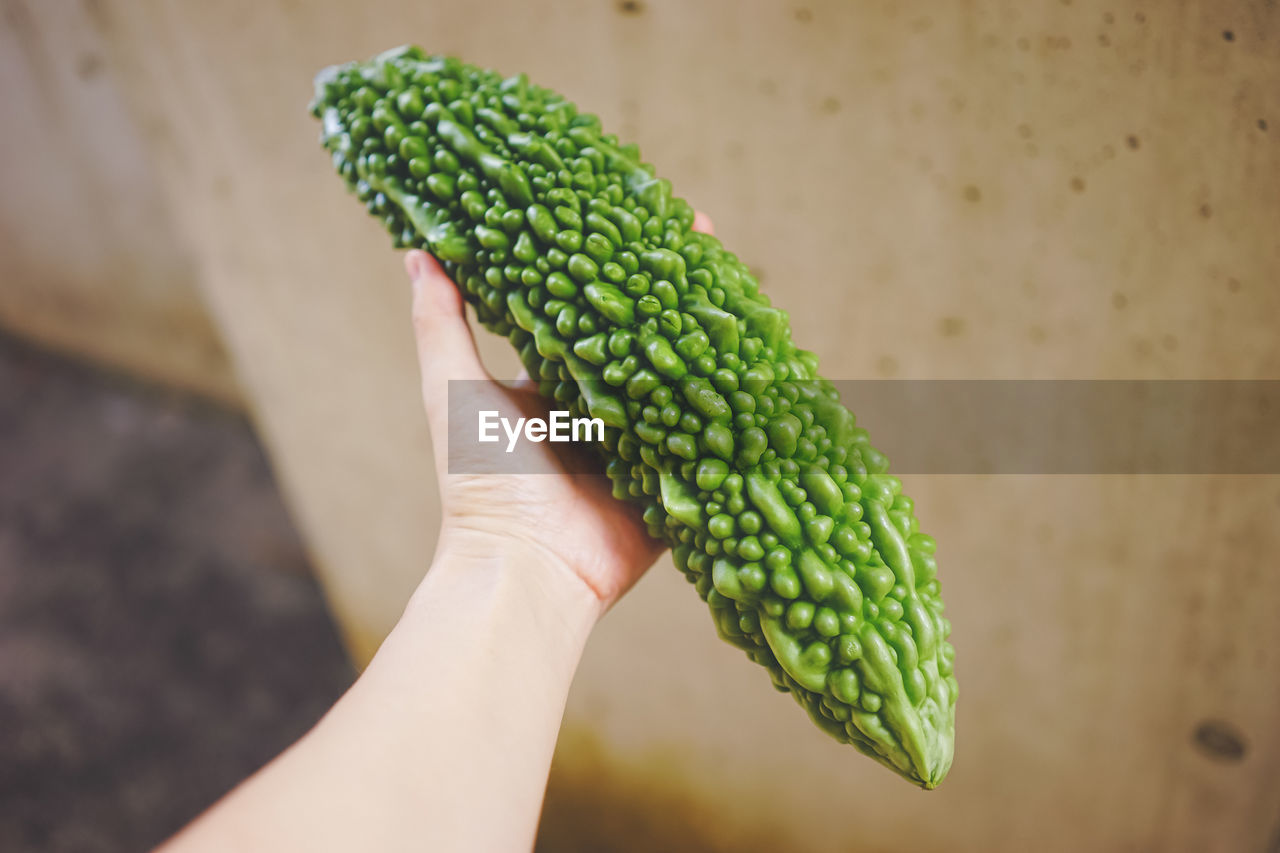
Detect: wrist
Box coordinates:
(401, 532, 603, 655)
(302, 533, 601, 853)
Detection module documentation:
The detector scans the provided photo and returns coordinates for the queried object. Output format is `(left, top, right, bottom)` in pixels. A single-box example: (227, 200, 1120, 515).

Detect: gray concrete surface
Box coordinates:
(0, 333, 356, 852)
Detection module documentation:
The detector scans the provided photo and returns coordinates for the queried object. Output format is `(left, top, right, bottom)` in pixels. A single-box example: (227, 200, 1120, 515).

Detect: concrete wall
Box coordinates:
(6, 1, 1279, 850)
(0, 1, 239, 404)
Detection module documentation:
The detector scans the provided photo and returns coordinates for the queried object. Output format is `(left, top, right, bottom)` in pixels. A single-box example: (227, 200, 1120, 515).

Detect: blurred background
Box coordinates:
(1, 1, 1277, 851)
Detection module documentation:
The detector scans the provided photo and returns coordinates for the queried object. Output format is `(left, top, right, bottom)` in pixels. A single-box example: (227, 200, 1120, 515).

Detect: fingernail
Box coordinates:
(404, 250, 424, 283)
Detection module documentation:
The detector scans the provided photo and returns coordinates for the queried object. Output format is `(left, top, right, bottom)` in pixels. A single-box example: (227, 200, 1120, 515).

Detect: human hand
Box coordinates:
(404, 212, 715, 613)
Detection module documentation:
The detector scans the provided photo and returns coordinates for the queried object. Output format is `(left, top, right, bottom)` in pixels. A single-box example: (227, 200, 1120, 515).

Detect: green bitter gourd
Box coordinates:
(310, 46, 956, 788)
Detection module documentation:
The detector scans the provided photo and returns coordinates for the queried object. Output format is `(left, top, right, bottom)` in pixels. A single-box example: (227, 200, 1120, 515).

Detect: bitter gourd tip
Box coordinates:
(311, 48, 957, 788)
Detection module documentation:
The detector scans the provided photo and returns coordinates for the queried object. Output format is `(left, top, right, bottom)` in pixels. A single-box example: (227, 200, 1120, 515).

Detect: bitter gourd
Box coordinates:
(310, 46, 957, 788)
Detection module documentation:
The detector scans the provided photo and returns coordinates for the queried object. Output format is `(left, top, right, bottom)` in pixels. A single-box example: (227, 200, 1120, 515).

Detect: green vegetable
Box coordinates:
(310, 46, 957, 788)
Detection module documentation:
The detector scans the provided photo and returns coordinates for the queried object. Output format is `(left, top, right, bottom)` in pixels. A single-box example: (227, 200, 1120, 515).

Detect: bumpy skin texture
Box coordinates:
(311, 46, 957, 788)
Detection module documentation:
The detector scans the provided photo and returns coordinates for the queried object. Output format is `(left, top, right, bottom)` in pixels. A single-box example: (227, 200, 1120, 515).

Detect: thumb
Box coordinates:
(406, 250, 489, 444)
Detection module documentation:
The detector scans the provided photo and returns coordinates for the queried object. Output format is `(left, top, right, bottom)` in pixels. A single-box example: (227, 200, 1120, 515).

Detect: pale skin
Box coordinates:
(160, 212, 715, 853)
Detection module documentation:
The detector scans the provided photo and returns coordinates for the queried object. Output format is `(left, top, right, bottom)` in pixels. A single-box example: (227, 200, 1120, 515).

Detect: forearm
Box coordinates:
(161, 544, 601, 853)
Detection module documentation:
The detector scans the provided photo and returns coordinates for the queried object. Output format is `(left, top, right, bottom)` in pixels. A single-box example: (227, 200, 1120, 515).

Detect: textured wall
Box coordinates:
(14, 0, 1280, 850)
(0, 1, 239, 404)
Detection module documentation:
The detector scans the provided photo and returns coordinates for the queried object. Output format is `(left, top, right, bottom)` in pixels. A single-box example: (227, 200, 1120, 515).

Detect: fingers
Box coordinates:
(406, 250, 489, 439)
(692, 210, 715, 235)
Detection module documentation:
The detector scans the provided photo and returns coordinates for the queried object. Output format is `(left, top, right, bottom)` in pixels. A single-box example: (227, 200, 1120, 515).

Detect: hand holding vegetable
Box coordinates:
(159, 39, 962, 853)
(312, 47, 957, 787)
(406, 241, 686, 611)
